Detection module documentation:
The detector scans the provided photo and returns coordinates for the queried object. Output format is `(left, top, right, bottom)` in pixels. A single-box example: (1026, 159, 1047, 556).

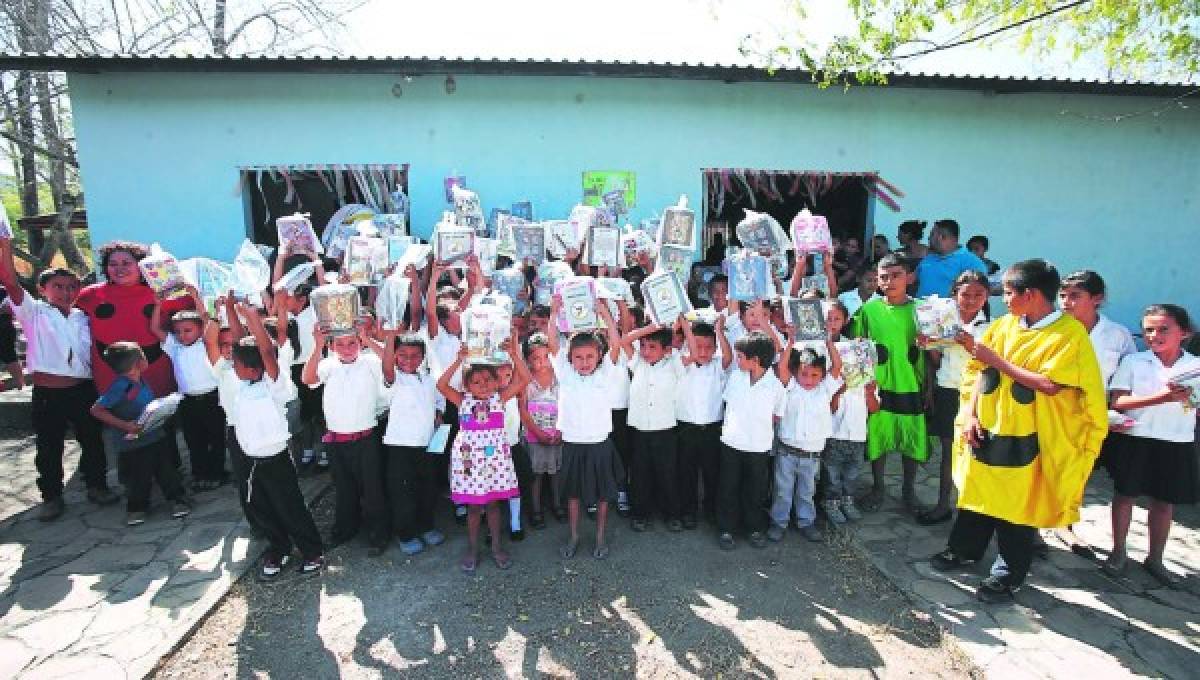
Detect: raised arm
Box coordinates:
(404, 264, 423, 328)
(547, 295, 562, 357)
(621, 322, 660, 360)
(0, 237, 26, 306)
(596, 300, 622, 363)
(680, 318, 699, 367)
(776, 326, 797, 384)
(823, 253, 838, 298)
(501, 332, 532, 402)
(149, 296, 169, 343)
(271, 243, 290, 285)
(436, 346, 467, 407)
(380, 329, 397, 386)
(300, 324, 328, 386)
(715, 313, 733, 370)
(224, 289, 246, 341)
(425, 263, 444, 337)
(239, 302, 280, 381)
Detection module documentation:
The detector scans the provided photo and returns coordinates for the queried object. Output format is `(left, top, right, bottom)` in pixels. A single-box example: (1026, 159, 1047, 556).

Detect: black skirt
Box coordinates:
(1105, 433, 1199, 504)
(558, 439, 625, 507)
(928, 385, 961, 439)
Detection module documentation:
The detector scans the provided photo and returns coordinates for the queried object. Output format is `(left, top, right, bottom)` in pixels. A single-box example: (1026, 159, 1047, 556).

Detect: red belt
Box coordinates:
(322, 428, 374, 444)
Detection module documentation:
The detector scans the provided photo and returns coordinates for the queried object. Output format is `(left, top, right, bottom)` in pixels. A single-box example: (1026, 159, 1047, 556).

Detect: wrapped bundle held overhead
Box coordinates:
(276, 213, 323, 254)
(321, 203, 375, 260)
(657, 244, 694, 284)
(474, 238, 499, 276)
(736, 209, 791, 256)
(514, 223, 546, 265)
(533, 261, 573, 306)
(640, 270, 692, 326)
(232, 239, 271, 299)
(462, 304, 512, 365)
(491, 267, 528, 315)
(273, 261, 316, 293)
(800, 274, 831, 297)
(374, 213, 408, 239)
(790, 209, 833, 254)
(495, 213, 529, 258)
(837, 339, 878, 389)
(621, 227, 657, 263)
(724, 250, 770, 302)
(659, 195, 695, 250)
(915, 296, 961, 347)
(554, 276, 599, 333)
(510, 200, 534, 221)
(586, 224, 622, 268)
(375, 276, 411, 331)
(179, 257, 233, 316)
(345, 236, 386, 286)
(138, 244, 189, 299)
(545, 220, 578, 259)
(311, 283, 361, 336)
(782, 297, 826, 342)
(476, 291, 514, 317)
(434, 221, 475, 266)
(451, 185, 487, 237)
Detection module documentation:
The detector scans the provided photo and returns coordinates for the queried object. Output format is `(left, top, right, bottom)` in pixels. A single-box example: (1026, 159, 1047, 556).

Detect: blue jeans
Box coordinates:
(769, 447, 820, 529)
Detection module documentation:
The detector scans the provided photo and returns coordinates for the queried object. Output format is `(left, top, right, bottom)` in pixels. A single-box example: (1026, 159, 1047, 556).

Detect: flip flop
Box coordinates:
(460, 555, 477, 574)
(492, 552, 513, 570)
(593, 544, 610, 560)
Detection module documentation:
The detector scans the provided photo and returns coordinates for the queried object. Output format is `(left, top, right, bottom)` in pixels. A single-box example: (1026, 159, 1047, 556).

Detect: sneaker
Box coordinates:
(421, 529, 445, 546)
(38, 497, 65, 522)
(126, 511, 147, 526)
(766, 524, 785, 542)
(86, 486, 120, 506)
(975, 575, 1019, 603)
(631, 519, 649, 532)
(616, 500, 631, 518)
(398, 538, 425, 556)
(718, 533, 736, 551)
(840, 496, 862, 521)
(171, 499, 192, 518)
(259, 554, 292, 582)
(931, 548, 975, 572)
(799, 524, 825, 542)
(822, 499, 848, 525)
(749, 532, 768, 549)
(316, 450, 330, 469)
(300, 448, 315, 465)
(299, 555, 325, 576)
(587, 504, 598, 519)
(509, 528, 526, 542)
(666, 519, 683, 532)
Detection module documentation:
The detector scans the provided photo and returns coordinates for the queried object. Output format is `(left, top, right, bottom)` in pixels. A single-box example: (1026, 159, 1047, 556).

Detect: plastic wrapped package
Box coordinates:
(321, 203, 375, 260)
(568, 204, 599, 243)
(836, 339, 878, 389)
(375, 276, 411, 331)
(723, 251, 770, 302)
(602, 189, 628, 220)
(586, 224, 622, 268)
(782, 297, 826, 342)
(595, 277, 635, 305)
(474, 238, 499, 276)
(476, 291, 514, 317)
(799, 274, 831, 297)
(683, 307, 720, 324)
(621, 227, 657, 263)
(344, 236, 386, 286)
(374, 213, 408, 239)
(434, 224, 475, 265)
(915, 296, 962, 347)
(179, 258, 233, 316)
(641, 271, 692, 326)
(495, 213, 527, 259)
(392, 243, 432, 276)
(545, 220, 578, 259)
(533, 261, 573, 306)
(554, 276, 599, 333)
(514, 223, 546, 265)
(443, 175, 467, 202)
(462, 304, 512, 365)
(232, 239, 272, 298)
(491, 267, 528, 315)
(1168, 366, 1200, 409)
(310, 283, 360, 336)
(276, 213, 323, 254)
(451, 185, 487, 237)
(790, 209, 833, 254)
(273, 261, 317, 293)
(132, 393, 183, 439)
(657, 244, 694, 284)
(658, 195, 695, 250)
(138, 244, 189, 298)
(736, 209, 791, 255)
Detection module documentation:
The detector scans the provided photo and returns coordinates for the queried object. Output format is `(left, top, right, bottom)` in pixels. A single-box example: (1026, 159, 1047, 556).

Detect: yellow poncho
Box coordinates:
(952, 313, 1107, 528)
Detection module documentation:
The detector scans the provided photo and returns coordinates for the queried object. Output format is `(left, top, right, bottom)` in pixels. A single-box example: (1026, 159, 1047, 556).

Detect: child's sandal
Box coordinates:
(460, 554, 477, 574)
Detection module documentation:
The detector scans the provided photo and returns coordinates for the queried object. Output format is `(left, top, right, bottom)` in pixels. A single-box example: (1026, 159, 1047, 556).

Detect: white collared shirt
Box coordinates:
(721, 369, 787, 452)
(315, 352, 384, 433)
(504, 397, 521, 446)
(163, 334, 218, 395)
(214, 358, 241, 419)
(627, 350, 684, 432)
(383, 370, 444, 447)
(295, 305, 318, 365)
(778, 376, 840, 451)
(832, 383, 876, 442)
(936, 311, 991, 389)
(676, 358, 728, 425)
(8, 293, 91, 379)
(607, 352, 631, 410)
(1110, 351, 1199, 443)
(421, 324, 462, 378)
(275, 342, 300, 403)
(230, 372, 293, 458)
(1090, 315, 1137, 388)
(1020, 310, 1063, 330)
(553, 347, 616, 444)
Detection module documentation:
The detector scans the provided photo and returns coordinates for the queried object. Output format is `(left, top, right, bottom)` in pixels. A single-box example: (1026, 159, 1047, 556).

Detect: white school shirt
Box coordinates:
(504, 397, 521, 446)
(315, 352, 384, 433)
(274, 342, 300, 403)
(553, 347, 616, 444)
(1090, 315, 1137, 388)
(383, 370, 444, 447)
(778, 376, 840, 452)
(421, 323, 463, 377)
(162, 334, 218, 395)
(214, 358, 242, 419)
(294, 305, 318, 365)
(721, 369, 787, 453)
(1110, 351, 1200, 443)
(229, 371, 293, 459)
(831, 383, 876, 443)
(8, 293, 91, 379)
(607, 352, 631, 410)
(935, 312, 990, 389)
(676, 358, 728, 425)
(627, 350, 685, 432)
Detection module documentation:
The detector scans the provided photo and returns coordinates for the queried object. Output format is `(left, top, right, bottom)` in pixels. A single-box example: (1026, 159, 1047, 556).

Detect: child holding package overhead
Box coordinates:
(676, 317, 732, 528)
(302, 325, 388, 556)
(547, 297, 625, 560)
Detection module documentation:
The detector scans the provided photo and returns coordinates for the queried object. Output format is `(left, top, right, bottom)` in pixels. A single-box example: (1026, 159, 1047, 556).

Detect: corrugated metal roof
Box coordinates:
(0, 52, 1194, 97)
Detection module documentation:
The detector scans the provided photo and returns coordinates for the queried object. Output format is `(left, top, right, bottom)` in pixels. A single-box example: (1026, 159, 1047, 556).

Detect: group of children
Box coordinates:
(3, 219, 1196, 594)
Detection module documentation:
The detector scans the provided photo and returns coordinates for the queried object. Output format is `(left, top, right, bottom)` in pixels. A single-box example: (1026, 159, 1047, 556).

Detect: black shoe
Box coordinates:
(454, 508, 467, 526)
(749, 532, 767, 549)
(38, 497, 65, 522)
(299, 555, 325, 576)
(931, 548, 975, 572)
(681, 515, 698, 530)
(975, 575, 1018, 603)
(587, 504, 598, 520)
(718, 533, 735, 551)
(86, 487, 120, 506)
(509, 529, 525, 542)
(259, 554, 292, 582)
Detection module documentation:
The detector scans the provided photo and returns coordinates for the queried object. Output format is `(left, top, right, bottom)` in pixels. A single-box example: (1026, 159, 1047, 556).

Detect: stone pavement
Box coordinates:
(851, 453, 1200, 679)
(0, 389, 328, 679)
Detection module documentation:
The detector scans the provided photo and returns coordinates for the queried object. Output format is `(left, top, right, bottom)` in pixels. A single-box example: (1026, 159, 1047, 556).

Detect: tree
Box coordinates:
(740, 1, 1200, 86)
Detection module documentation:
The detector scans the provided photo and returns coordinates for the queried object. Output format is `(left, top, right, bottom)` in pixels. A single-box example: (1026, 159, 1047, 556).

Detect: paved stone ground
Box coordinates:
(854, 450, 1200, 679)
(0, 389, 327, 679)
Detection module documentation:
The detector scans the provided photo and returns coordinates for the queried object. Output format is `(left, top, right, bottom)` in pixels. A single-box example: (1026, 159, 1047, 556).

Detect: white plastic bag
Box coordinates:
(232, 239, 271, 297)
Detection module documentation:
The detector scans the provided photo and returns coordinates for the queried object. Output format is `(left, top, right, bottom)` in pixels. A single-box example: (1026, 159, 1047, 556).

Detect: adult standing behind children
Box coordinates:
(915, 220, 987, 299)
(0, 237, 118, 519)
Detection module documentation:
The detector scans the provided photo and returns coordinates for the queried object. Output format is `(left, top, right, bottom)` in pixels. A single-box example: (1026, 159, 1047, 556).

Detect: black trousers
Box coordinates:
(32, 381, 108, 499)
(677, 422, 721, 519)
(630, 427, 680, 520)
(179, 390, 227, 481)
(512, 442, 533, 509)
(385, 445, 436, 541)
(947, 508, 1037, 587)
(329, 435, 388, 547)
(612, 409, 631, 488)
(717, 444, 770, 535)
(121, 439, 185, 512)
(227, 427, 264, 535)
(245, 449, 324, 560)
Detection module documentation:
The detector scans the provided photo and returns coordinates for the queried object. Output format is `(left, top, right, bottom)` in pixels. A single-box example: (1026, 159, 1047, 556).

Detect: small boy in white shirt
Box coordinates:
(302, 326, 388, 556)
(676, 317, 732, 528)
(718, 331, 787, 550)
(151, 286, 226, 492)
(622, 323, 685, 532)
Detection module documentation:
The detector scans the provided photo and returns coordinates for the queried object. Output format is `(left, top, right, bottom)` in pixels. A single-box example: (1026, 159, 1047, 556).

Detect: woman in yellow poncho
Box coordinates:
(929, 259, 1107, 603)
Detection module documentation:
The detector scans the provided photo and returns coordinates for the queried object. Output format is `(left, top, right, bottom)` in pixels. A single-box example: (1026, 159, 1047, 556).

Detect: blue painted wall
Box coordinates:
(66, 71, 1199, 328)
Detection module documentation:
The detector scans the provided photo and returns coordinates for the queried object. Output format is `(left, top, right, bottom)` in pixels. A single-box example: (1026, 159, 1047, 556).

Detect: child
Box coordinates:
(90, 342, 190, 525)
(496, 355, 534, 541)
(708, 274, 729, 314)
(918, 270, 990, 525)
(519, 333, 563, 527)
(302, 326, 388, 556)
(850, 254, 927, 513)
(825, 302, 879, 523)
(436, 338, 530, 573)
(608, 301, 634, 519)
(0, 237, 115, 520)
(547, 298, 625, 559)
(676, 317, 731, 527)
(718, 331, 787, 550)
(1104, 304, 1198, 585)
(837, 268, 879, 318)
(381, 332, 446, 556)
(621, 322, 685, 532)
(152, 287, 226, 491)
(1058, 270, 1137, 388)
(769, 333, 841, 543)
(227, 303, 324, 580)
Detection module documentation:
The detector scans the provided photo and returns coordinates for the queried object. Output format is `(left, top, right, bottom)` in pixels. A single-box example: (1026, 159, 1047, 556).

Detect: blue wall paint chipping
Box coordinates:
(67, 72, 1199, 327)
